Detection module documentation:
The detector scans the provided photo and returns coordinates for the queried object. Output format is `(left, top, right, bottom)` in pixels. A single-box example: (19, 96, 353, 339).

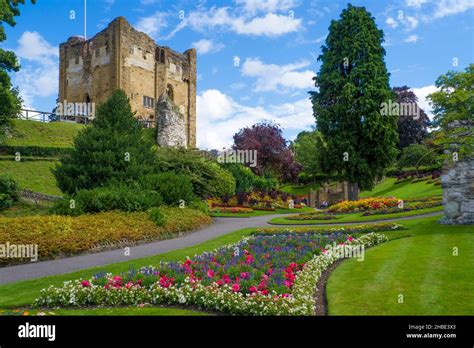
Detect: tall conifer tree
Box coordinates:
(310, 4, 398, 199)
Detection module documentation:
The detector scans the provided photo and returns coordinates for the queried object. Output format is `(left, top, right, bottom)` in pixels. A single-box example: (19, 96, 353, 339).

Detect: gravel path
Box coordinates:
(0, 211, 442, 285)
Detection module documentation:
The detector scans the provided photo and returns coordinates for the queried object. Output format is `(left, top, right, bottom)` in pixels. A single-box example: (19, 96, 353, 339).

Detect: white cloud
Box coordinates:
(235, 0, 297, 14)
(15, 31, 58, 65)
(432, 0, 474, 18)
(404, 34, 419, 43)
(191, 39, 224, 55)
(405, 0, 431, 7)
(135, 12, 168, 37)
(411, 85, 438, 119)
(197, 89, 313, 149)
(242, 58, 315, 92)
(405, 16, 419, 30)
(385, 17, 398, 28)
(165, 7, 302, 38)
(12, 31, 58, 109)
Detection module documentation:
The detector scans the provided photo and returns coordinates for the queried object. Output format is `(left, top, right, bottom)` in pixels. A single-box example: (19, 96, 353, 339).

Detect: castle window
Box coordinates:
(160, 49, 165, 63)
(143, 96, 155, 109)
(166, 84, 174, 101)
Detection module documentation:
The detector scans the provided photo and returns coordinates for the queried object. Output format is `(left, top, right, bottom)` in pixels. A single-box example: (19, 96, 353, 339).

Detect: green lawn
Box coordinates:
(280, 183, 321, 195)
(0, 160, 61, 195)
(210, 207, 314, 218)
(360, 177, 441, 200)
(268, 206, 443, 225)
(327, 216, 474, 315)
(0, 201, 49, 218)
(5, 120, 84, 148)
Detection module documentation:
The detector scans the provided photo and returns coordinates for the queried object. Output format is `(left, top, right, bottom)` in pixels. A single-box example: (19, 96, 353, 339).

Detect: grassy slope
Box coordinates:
(327, 216, 474, 315)
(5, 120, 84, 148)
(268, 206, 443, 225)
(360, 177, 441, 200)
(0, 160, 60, 195)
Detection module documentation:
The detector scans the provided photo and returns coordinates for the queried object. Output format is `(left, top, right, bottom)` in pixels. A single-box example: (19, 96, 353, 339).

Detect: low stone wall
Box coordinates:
(441, 157, 474, 225)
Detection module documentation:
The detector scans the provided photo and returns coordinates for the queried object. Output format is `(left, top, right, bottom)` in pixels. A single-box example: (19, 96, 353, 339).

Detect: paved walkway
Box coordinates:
(0, 211, 442, 285)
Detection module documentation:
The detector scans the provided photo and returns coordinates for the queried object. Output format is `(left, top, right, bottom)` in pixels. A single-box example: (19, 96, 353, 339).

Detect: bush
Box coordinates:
(188, 199, 209, 214)
(148, 207, 166, 226)
(155, 148, 235, 198)
(142, 172, 195, 206)
(223, 163, 259, 193)
(0, 175, 18, 210)
(0, 145, 72, 157)
(50, 185, 162, 216)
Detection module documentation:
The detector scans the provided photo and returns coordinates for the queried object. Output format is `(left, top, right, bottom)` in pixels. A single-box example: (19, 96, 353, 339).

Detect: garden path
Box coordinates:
(0, 211, 442, 285)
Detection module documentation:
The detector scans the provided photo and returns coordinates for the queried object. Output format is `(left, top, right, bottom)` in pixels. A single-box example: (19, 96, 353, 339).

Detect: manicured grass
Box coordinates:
(5, 120, 84, 148)
(280, 183, 321, 195)
(0, 227, 256, 309)
(268, 206, 443, 225)
(327, 216, 474, 315)
(360, 177, 441, 200)
(0, 307, 208, 316)
(210, 207, 315, 218)
(0, 202, 49, 218)
(0, 160, 61, 195)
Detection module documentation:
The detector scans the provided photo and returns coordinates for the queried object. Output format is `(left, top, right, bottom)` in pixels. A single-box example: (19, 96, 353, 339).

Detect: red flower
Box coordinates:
(249, 286, 257, 293)
(125, 282, 133, 289)
(222, 275, 231, 284)
(231, 283, 240, 292)
(245, 255, 254, 264)
(81, 280, 91, 287)
(261, 290, 269, 295)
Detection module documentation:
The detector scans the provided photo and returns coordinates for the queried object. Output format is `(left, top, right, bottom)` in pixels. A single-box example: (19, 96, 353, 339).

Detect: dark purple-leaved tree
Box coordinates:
(393, 86, 430, 150)
(232, 121, 300, 182)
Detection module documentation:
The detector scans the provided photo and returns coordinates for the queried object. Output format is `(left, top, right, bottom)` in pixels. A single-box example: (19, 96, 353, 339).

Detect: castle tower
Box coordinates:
(58, 17, 197, 148)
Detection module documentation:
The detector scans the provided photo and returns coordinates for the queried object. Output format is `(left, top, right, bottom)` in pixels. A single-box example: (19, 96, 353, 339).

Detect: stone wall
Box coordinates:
(441, 157, 474, 224)
(58, 17, 197, 148)
(440, 121, 474, 225)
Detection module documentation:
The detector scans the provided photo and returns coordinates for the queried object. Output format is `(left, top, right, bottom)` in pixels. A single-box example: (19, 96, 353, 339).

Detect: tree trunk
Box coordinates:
(348, 182, 359, 201)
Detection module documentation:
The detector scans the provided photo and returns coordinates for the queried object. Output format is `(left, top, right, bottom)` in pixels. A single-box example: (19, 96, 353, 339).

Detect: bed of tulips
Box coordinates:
(209, 207, 254, 214)
(35, 229, 389, 315)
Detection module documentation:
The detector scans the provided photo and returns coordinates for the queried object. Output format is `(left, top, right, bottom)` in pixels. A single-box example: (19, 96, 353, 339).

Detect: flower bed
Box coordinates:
(0, 208, 211, 265)
(285, 213, 339, 221)
(361, 200, 442, 216)
(328, 197, 399, 214)
(208, 190, 307, 210)
(254, 223, 404, 235)
(209, 207, 254, 214)
(35, 230, 389, 315)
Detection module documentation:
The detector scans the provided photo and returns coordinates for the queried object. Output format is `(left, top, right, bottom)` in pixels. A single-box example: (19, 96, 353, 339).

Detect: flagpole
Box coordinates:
(84, 0, 87, 40)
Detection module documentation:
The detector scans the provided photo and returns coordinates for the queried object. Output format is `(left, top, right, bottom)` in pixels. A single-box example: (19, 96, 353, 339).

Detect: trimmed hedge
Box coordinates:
(0, 145, 72, 158)
(0, 208, 212, 265)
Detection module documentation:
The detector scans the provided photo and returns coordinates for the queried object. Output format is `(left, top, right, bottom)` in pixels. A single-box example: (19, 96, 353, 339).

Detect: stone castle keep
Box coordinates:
(59, 17, 196, 148)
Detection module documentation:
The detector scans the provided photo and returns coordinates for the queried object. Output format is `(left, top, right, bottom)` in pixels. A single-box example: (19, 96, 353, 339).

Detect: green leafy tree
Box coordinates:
(53, 90, 158, 194)
(429, 65, 474, 160)
(310, 4, 398, 199)
(0, 0, 34, 139)
(397, 143, 440, 175)
(428, 64, 474, 129)
(293, 130, 325, 183)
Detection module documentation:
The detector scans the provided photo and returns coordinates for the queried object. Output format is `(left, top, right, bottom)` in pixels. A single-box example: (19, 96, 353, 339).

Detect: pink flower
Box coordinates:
(125, 282, 133, 289)
(321, 248, 328, 254)
(289, 262, 297, 269)
(112, 276, 122, 282)
(249, 286, 257, 293)
(245, 255, 254, 264)
(347, 236, 354, 242)
(81, 280, 91, 287)
(240, 272, 249, 279)
(261, 289, 269, 295)
(231, 283, 240, 292)
(206, 269, 215, 278)
(222, 275, 231, 284)
(284, 280, 293, 288)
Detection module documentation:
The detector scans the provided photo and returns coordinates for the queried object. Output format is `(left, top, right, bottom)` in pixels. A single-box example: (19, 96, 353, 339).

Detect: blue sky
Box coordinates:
(2, 0, 473, 149)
